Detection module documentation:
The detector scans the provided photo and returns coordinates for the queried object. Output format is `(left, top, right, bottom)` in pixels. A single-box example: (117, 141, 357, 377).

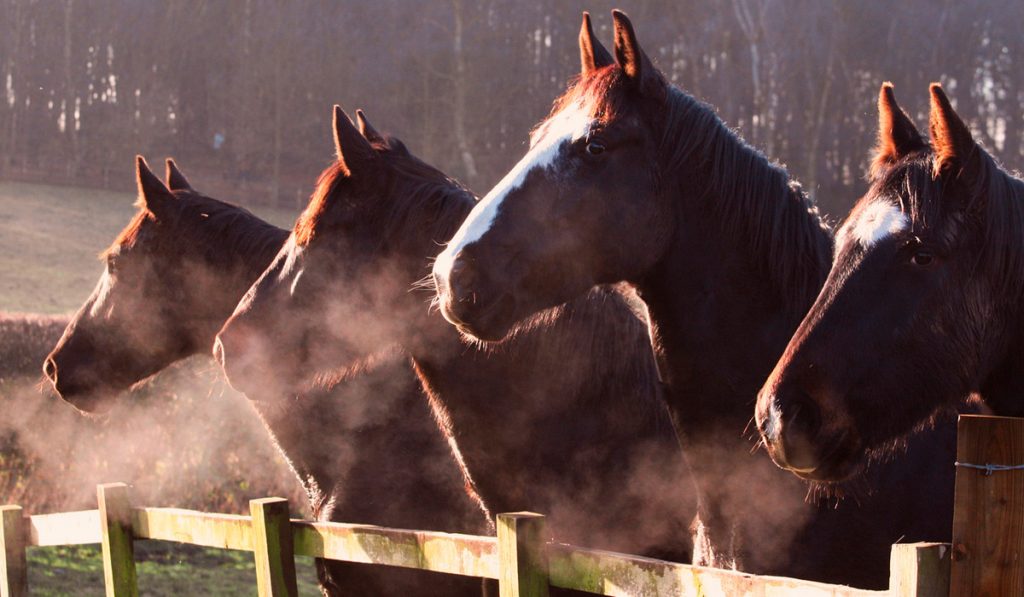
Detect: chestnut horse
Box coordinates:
(214, 106, 696, 584)
(758, 83, 1022, 481)
(432, 11, 959, 588)
(44, 158, 488, 596)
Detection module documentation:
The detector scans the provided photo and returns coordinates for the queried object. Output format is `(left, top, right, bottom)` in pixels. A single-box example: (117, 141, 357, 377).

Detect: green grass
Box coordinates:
(28, 543, 322, 596)
(0, 182, 298, 314)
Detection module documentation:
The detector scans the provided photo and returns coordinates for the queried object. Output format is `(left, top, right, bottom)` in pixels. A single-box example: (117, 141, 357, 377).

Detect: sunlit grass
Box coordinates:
(0, 181, 298, 314)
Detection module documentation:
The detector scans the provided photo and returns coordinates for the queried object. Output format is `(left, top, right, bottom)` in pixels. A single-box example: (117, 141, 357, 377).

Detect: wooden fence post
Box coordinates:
(951, 415, 1024, 597)
(888, 542, 950, 597)
(250, 497, 297, 597)
(97, 483, 138, 597)
(0, 506, 27, 597)
(497, 512, 549, 597)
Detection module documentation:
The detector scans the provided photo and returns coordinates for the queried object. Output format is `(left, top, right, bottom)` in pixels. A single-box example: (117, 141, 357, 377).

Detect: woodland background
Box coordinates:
(2, 0, 1022, 219)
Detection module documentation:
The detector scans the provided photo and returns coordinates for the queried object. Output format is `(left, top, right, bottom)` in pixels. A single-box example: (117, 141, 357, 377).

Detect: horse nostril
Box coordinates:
(779, 393, 823, 471)
(785, 396, 822, 439)
(43, 357, 58, 383)
(450, 255, 469, 275)
(448, 253, 478, 303)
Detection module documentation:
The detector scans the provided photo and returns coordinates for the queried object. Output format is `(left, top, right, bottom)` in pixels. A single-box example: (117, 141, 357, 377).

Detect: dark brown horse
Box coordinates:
(214, 106, 696, 577)
(757, 83, 1023, 481)
(44, 158, 488, 596)
(432, 11, 959, 588)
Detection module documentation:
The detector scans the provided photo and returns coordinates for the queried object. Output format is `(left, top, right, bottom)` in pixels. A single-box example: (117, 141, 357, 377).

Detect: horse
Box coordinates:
(431, 11, 959, 588)
(756, 83, 1023, 481)
(43, 157, 489, 596)
(213, 104, 697, 583)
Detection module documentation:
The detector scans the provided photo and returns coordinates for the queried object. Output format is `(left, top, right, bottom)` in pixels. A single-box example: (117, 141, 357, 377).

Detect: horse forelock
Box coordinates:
(540, 65, 636, 137)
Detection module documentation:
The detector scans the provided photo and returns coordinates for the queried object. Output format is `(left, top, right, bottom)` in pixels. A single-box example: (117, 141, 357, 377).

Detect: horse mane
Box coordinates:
(550, 67, 834, 317)
(977, 154, 1024, 297)
(656, 87, 834, 315)
(102, 191, 287, 269)
(294, 136, 475, 251)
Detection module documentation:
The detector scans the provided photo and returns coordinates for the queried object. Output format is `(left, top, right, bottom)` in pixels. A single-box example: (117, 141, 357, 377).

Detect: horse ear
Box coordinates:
(929, 83, 978, 180)
(333, 105, 376, 176)
(611, 10, 657, 93)
(579, 12, 613, 76)
(355, 109, 384, 144)
(136, 156, 175, 216)
(871, 82, 925, 178)
(164, 158, 194, 192)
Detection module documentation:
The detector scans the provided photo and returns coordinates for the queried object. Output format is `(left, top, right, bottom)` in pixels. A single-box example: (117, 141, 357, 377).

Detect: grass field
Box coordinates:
(29, 544, 322, 596)
(0, 181, 298, 314)
(0, 182, 323, 594)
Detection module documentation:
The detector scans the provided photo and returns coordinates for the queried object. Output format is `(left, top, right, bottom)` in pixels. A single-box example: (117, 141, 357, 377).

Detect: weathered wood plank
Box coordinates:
(16, 494, 946, 597)
(28, 509, 101, 546)
(546, 543, 886, 596)
(131, 507, 252, 550)
(0, 506, 27, 597)
(498, 513, 549, 597)
(250, 498, 297, 597)
(888, 543, 950, 597)
(951, 415, 1024, 597)
(291, 519, 499, 579)
(97, 483, 138, 597)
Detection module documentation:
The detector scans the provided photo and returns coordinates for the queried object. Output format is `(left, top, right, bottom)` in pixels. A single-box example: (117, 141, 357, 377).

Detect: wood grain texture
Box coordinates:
(497, 512, 549, 597)
(291, 519, 500, 578)
(888, 543, 950, 597)
(250, 498, 297, 597)
(546, 542, 885, 596)
(0, 506, 27, 597)
(132, 507, 252, 550)
(951, 415, 1024, 597)
(97, 483, 138, 597)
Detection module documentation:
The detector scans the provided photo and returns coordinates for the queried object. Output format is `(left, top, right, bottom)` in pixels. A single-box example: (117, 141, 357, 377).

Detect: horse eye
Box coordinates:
(106, 254, 118, 272)
(585, 141, 606, 156)
(911, 251, 934, 266)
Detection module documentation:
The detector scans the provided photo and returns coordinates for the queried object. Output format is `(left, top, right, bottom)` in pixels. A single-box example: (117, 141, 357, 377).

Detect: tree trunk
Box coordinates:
(451, 0, 479, 183)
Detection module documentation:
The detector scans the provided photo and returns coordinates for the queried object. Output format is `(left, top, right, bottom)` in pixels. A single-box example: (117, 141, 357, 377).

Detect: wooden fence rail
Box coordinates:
(1, 414, 1018, 596)
(0, 496, 948, 597)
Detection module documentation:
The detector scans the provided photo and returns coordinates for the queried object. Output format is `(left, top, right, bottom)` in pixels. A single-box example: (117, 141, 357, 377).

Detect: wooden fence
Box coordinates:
(1, 415, 1019, 596)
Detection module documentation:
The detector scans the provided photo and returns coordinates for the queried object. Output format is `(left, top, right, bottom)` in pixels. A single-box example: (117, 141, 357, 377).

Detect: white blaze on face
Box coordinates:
(433, 101, 595, 281)
(88, 268, 115, 318)
(841, 200, 910, 250)
(278, 236, 305, 296)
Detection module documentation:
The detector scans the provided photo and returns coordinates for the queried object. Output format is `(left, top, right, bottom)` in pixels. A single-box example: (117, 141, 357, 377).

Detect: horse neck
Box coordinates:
(245, 353, 456, 522)
(635, 176, 827, 564)
(407, 289, 672, 505)
(179, 204, 290, 311)
(168, 211, 289, 356)
(637, 100, 832, 429)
